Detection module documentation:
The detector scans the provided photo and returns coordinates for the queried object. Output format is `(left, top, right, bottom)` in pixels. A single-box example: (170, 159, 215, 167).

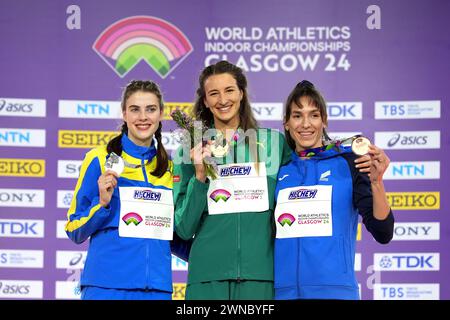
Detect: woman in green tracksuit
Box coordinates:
(173, 60, 291, 299)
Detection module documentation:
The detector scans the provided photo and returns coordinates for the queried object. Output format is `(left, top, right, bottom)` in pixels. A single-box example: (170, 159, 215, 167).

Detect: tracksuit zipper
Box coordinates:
(141, 157, 150, 289)
(234, 142, 241, 282)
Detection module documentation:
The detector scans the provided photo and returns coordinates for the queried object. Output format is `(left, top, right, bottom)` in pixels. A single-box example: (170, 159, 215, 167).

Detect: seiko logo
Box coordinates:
(163, 103, 194, 120)
(58, 130, 118, 148)
(0, 159, 45, 177)
(387, 192, 439, 210)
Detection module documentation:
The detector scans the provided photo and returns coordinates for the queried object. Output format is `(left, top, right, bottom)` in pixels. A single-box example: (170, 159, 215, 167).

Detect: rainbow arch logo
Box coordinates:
(209, 189, 232, 203)
(93, 16, 193, 78)
(122, 212, 143, 226)
(277, 213, 295, 227)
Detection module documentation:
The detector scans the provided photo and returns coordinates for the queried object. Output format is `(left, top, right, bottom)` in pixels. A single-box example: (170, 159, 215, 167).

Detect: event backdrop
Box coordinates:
(0, 0, 448, 300)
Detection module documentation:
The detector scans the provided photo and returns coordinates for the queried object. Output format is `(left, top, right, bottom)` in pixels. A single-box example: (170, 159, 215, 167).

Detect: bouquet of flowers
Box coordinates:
(170, 109, 218, 180)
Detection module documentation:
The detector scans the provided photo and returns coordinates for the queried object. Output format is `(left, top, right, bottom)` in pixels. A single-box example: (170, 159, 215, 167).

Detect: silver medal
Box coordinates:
(105, 152, 124, 176)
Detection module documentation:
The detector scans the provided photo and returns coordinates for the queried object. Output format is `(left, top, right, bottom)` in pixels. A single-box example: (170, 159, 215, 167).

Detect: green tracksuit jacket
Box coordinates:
(173, 128, 291, 285)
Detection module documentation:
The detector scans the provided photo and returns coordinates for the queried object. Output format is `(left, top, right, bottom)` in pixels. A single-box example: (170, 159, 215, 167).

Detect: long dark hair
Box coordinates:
(283, 80, 331, 150)
(107, 80, 169, 177)
(194, 60, 258, 131)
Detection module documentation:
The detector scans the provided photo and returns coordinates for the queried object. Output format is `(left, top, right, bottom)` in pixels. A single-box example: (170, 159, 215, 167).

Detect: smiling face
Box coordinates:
(122, 90, 162, 147)
(285, 96, 327, 153)
(203, 73, 243, 130)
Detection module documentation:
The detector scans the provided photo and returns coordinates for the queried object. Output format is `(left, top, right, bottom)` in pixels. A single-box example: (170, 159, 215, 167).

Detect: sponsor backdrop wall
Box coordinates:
(0, 0, 448, 300)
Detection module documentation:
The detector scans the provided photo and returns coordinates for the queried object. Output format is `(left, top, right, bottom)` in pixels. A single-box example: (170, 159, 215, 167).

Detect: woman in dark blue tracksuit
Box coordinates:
(274, 81, 394, 300)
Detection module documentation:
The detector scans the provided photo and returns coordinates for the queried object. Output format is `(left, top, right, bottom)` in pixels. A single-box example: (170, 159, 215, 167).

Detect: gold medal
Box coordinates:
(351, 136, 371, 156)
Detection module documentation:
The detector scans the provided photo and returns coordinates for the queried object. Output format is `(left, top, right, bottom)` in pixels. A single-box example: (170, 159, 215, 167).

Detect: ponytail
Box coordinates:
(107, 123, 127, 155)
(151, 122, 169, 177)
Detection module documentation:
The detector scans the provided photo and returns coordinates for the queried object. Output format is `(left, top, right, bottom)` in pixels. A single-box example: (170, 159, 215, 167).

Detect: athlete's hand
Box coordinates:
(190, 141, 212, 183)
(98, 169, 119, 207)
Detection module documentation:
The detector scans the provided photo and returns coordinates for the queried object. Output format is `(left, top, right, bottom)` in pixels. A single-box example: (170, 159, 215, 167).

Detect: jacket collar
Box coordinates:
(121, 134, 157, 161)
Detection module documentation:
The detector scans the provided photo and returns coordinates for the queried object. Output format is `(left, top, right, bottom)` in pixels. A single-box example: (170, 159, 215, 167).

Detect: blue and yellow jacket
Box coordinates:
(65, 134, 174, 292)
(274, 146, 394, 300)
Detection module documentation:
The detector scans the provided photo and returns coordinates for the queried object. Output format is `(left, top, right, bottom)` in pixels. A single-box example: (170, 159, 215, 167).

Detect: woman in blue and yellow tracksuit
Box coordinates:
(65, 80, 176, 300)
(274, 81, 394, 300)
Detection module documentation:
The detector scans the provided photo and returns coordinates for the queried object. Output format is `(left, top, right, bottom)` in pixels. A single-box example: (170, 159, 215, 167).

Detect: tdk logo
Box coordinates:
(288, 189, 318, 200)
(220, 166, 251, 177)
(134, 189, 161, 201)
(327, 102, 362, 120)
(0, 219, 45, 238)
(374, 253, 439, 271)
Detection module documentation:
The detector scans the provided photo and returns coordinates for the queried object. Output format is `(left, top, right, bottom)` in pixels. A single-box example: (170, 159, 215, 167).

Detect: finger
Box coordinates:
(358, 166, 371, 173)
(354, 155, 370, 163)
(203, 149, 212, 158)
(104, 170, 120, 179)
